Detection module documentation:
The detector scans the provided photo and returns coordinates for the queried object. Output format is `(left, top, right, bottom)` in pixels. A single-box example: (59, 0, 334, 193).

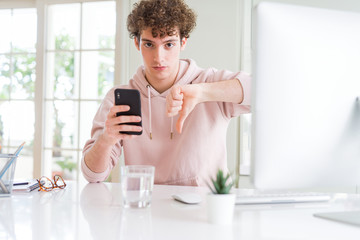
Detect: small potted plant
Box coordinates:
(206, 169, 236, 225)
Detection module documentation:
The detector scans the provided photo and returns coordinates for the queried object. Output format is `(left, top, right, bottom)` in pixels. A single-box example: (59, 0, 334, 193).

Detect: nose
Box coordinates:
(153, 46, 164, 64)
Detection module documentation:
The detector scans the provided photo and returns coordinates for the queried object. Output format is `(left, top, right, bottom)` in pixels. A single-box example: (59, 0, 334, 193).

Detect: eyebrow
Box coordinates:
(141, 38, 179, 43)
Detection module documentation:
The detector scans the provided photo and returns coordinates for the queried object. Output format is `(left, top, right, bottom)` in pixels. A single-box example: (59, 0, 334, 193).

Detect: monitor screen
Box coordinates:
(251, 2, 360, 192)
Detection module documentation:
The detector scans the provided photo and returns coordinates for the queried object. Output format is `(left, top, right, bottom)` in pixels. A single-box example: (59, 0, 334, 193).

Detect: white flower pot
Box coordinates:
(206, 193, 236, 225)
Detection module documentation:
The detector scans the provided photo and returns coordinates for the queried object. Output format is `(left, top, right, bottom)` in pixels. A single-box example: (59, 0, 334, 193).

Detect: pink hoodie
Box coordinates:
(81, 59, 251, 186)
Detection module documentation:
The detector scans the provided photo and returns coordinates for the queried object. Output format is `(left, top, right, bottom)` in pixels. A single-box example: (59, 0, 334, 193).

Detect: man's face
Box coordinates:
(135, 27, 187, 92)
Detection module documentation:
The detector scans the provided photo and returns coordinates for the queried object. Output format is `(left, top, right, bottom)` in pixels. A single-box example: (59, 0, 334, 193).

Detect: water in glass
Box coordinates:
(121, 172, 154, 208)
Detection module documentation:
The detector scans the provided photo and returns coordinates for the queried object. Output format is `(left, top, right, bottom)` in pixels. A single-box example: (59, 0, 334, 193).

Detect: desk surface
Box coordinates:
(1, 181, 360, 240)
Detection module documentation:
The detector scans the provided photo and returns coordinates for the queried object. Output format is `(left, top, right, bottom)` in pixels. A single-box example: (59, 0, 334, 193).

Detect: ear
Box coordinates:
(134, 37, 140, 51)
(180, 37, 188, 51)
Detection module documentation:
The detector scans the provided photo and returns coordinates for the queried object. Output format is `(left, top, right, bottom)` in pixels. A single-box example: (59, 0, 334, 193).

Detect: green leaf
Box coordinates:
(223, 183, 234, 194)
(212, 179, 221, 193)
(205, 181, 216, 194)
(208, 169, 234, 194)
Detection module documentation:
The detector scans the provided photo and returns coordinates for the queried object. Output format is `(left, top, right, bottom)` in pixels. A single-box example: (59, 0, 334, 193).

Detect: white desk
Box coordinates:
(1, 181, 360, 240)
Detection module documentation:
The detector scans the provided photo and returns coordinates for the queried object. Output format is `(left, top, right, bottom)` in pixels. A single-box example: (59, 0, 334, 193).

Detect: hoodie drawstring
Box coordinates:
(170, 116, 174, 139)
(146, 84, 174, 140)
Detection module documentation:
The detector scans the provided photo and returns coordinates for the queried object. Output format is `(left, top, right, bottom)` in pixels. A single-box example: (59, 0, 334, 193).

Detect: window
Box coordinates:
(0, 0, 116, 182)
(0, 8, 37, 179)
(43, 1, 116, 180)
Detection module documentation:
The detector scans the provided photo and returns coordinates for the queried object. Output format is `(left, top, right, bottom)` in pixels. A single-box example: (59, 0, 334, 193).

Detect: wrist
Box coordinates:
(98, 132, 118, 148)
(186, 83, 204, 104)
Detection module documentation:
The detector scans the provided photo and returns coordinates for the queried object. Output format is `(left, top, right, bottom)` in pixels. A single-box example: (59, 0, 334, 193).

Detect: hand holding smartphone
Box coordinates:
(114, 88, 142, 135)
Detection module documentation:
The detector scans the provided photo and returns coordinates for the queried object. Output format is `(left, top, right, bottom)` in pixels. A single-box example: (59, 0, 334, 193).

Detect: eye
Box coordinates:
(144, 42, 153, 48)
(165, 42, 175, 48)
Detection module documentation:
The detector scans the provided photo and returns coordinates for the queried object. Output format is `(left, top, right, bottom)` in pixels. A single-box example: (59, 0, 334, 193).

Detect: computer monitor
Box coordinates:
(251, 1, 360, 192)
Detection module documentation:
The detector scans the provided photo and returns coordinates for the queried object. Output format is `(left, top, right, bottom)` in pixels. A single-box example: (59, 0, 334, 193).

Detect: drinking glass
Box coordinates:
(120, 165, 155, 208)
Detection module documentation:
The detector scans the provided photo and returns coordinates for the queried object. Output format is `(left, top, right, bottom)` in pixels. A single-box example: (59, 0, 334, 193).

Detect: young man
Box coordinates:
(81, 0, 251, 186)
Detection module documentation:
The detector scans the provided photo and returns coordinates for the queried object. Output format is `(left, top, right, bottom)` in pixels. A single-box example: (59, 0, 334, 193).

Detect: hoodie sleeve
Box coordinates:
(81, 88, 122, 183)
(206, 68, 251, 119)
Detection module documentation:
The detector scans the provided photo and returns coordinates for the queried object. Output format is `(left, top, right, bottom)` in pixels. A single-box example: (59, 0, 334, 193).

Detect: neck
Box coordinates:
(145, 62, 180, 93)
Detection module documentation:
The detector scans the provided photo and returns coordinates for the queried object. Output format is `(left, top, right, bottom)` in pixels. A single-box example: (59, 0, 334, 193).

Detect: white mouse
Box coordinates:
(172, 193, 202, 204)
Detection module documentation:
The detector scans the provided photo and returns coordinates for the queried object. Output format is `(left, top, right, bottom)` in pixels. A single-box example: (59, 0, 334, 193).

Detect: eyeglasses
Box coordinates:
(37, 175, 66, 192)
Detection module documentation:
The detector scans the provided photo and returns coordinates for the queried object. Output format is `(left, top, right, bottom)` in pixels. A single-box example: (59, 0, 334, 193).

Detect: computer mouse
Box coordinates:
(172, 193, 202, 204)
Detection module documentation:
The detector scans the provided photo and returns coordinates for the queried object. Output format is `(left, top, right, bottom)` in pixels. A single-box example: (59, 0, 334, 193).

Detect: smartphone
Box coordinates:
(114, 88, 142, 135)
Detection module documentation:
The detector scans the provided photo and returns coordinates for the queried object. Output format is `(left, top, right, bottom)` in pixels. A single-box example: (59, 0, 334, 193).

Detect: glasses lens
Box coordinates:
(38, 177, 54, 191)
(54, 175, 66, 189)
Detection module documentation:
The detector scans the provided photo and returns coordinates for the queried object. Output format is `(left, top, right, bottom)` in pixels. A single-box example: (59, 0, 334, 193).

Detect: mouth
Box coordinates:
(152, 66, 167, 71)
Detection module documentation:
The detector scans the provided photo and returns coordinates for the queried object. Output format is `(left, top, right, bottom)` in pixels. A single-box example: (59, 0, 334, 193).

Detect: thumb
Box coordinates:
(176, 109, 189, 134)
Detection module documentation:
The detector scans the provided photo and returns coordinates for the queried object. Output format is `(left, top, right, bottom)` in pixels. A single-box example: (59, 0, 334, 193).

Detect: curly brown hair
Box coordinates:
(127, 0, 197, 40)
